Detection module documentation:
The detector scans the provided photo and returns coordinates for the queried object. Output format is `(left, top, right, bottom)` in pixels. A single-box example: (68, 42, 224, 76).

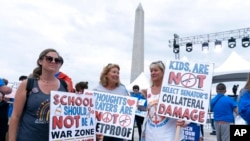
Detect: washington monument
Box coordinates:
(130, 3, 144, 83)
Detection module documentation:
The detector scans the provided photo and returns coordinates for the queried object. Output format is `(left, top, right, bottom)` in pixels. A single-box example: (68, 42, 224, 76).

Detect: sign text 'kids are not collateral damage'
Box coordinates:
(91, 90, 137, 140)
(157, 60, 214, 124)
(50, 91, 96, 141)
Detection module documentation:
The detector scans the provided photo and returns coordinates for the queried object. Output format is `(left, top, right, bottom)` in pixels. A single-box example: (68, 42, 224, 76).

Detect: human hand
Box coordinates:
(0, 85, 12, 94)
(176, 119, 189, 127)
(96, 133, 103, 141)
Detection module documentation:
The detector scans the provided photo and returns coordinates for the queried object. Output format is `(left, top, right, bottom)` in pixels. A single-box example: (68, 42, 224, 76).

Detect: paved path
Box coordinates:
(133, 123, 216, 141)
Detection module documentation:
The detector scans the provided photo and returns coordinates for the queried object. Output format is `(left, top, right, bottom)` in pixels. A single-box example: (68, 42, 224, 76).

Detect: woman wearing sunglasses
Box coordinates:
(9, 48, 69, 141)
(94, 63, 129, 141)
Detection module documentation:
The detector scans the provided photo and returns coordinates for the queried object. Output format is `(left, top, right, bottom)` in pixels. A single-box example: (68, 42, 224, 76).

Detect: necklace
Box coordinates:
(39, 78, 54, 84)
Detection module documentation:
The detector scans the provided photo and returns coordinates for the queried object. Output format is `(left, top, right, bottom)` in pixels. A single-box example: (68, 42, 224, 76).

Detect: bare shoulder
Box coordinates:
(15, 79, 28, 97)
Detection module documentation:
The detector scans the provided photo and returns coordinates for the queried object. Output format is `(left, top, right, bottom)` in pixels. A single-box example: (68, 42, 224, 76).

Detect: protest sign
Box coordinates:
(157, 60, 214, 124)
(183, 123, 200, 141)
(91, 90, 137, 140)
(50, 91, 95, 141)
(135, 99, 147, 117)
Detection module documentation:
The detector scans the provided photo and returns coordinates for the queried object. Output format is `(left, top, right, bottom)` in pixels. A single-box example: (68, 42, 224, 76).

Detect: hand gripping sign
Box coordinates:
(156, 60, 214, 141)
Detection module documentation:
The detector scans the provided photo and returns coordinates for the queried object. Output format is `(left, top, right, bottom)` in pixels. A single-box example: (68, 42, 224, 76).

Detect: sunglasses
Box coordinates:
(106, 63, 119, 68)
(44, 56, 62, 64)
(151, 60, 165, 70)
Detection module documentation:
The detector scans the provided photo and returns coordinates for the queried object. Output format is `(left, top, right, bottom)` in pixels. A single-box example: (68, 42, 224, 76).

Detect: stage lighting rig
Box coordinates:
(169, 27, 250, 58)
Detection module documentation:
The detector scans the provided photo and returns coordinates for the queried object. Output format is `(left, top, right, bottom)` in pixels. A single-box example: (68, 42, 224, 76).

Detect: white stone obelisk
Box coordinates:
(130, 3, 144, 83)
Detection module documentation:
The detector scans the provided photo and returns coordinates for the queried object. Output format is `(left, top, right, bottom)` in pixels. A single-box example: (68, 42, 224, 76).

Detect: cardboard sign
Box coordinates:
(135, 99, 147, 117)
(91, 90, 137, 140)
(157, 60, 214, 124)
(183, 123, 200, 141)
(50, 91, 96, 141)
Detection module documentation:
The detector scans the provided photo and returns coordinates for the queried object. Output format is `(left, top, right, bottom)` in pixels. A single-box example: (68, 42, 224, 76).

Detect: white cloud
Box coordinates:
(0, 0, 249, 93)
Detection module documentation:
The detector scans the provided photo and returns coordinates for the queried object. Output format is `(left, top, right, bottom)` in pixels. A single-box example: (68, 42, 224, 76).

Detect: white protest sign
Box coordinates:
(135, 109, 147, 117)
(50, 91, 96, 141)
(156, 60, 214, 124)
(135, 99, 147, 117)
(92, 90, 137, 140)
(138, 99, 146, 105)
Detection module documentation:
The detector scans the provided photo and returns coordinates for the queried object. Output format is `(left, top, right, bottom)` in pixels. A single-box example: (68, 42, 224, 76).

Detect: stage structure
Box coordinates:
(169, 27, 250, 60)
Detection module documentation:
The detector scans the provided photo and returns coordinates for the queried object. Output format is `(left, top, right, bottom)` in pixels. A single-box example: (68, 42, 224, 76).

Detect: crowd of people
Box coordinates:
(209, 75, 250, 141)
(1, 48, 250, 141)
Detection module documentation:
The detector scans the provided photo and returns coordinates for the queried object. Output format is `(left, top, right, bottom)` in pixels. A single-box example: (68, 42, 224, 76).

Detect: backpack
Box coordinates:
(26, 78, 68, 96)
(24, 78, 68, 109)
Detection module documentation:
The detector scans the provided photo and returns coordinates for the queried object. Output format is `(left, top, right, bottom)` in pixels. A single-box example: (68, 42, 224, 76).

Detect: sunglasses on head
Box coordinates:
(152, 60, 163, 64)
(151, 60, 165, 69)
(106, 63, 119, 68)
(44, 56, 62, 64)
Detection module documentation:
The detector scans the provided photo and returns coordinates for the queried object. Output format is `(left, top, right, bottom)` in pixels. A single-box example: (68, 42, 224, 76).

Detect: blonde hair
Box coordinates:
(149, 60, 165, 86)
(99, 63, 121, 87)
(150, 60, 165, 72)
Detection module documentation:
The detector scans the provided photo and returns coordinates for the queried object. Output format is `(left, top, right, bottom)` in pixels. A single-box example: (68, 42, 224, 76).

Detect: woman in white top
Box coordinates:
(141, 61, 188, 141)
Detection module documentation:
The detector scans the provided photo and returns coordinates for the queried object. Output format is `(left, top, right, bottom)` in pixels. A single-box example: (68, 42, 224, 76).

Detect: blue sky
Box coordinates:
(1, 0, 250, 92)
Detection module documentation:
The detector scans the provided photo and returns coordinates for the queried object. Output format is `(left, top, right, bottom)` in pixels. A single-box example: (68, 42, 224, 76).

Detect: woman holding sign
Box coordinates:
(94, 63, 129, 141)
(141, 61, 188, 141)
(9, 48, 68, 141)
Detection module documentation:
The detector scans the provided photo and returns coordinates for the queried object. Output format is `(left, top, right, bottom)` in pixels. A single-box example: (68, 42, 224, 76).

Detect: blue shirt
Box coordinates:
(130, 92, 147, 106)
(238, 89, 250, 124)
(0, 78, 4, 86)
(211, 93, 237, 122)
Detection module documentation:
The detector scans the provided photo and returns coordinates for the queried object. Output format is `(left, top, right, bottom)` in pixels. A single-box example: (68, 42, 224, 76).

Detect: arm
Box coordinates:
(238, 91, 250, 124)
(0, 85, 12, 94)
(0, 78, 12, 94)
(9, 80, 28, 141)
(176, 119, 190, 127)
(141, 89, 147, 98)
(234, 107, 238, 115)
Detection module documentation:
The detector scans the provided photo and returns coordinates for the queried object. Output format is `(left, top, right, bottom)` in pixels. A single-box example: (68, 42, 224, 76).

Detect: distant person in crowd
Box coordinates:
(209, 92, 216, 135)
(209, 109, 216, 135)
(9, 48, 68, 141)
(75, 81, 88, 94)
(130, 85, 146, 141)
(232, 84, 239, 95)
(8, 75, 28, 118)
(141, 61, 188, 141)
(200, 124, 204, 140)
(94, 63, 129, 141)
(211, 83, 238, 141)
(238, 73, 250, 124)
(0, 77, 12, 141)
(0, 78, 12, 95)
(19, 75, 28, 81)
